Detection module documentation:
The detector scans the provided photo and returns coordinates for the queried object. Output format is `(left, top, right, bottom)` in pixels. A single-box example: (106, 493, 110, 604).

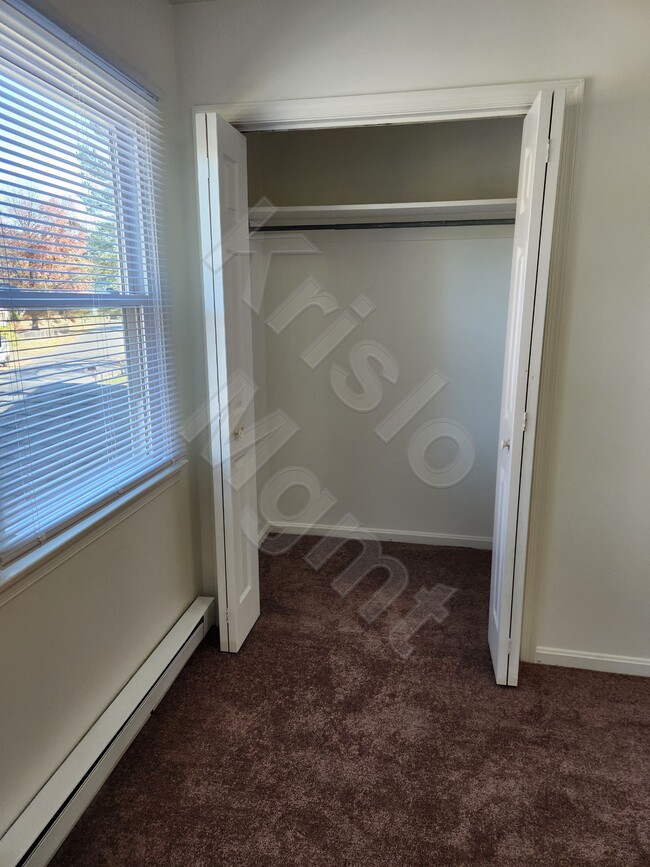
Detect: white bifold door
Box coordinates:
(196, 92, 566, 678)
(488, 89, 566, 685)
(195, 112, 260, 652)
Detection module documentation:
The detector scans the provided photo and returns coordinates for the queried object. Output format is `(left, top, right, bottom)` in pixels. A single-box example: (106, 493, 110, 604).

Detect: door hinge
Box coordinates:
(507, 637, 512, 654)
(225, 608, 230, 624)
(545, 138, 551, 163)
(522, 411, 528, 432)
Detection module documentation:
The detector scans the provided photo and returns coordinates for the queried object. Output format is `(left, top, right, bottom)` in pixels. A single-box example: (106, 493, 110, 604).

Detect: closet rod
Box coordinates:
(251, 218, 515, 233)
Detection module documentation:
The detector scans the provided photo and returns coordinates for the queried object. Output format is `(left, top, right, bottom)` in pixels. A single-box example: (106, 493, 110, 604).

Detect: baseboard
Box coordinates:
(268, 521, 492, 550)
(535, 646, 650, 678)
(0, 596, 214, 867)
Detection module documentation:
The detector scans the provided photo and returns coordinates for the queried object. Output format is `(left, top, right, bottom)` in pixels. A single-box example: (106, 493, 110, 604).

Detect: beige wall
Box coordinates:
(0, 0, 200, 834)
(246, 118, 523, 205)
(249, 122, 518, 545)
(174, 0, 650, 667)
(256, 226, 513, 543)
(0, 473, 196, 832)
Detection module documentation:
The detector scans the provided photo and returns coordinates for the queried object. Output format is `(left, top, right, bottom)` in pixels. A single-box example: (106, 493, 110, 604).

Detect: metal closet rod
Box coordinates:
(251, 218, 515, 232)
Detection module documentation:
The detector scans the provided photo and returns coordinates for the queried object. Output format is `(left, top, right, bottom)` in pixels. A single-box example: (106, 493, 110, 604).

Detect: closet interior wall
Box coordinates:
(247, 118, 523, 547)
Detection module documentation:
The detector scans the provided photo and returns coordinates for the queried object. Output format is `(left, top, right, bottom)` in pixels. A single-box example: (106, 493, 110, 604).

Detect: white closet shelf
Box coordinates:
(251, 198, 517, 228)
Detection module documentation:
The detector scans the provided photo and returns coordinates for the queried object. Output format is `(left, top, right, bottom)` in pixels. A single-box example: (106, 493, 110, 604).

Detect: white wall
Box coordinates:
(0, 0, 200, 834)
(256, 226, 512, 544)
(174, 0, 650, 670)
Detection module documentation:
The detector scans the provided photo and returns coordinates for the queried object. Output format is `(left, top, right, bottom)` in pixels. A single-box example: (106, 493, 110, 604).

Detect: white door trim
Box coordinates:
(192, 79, 584, 676)
(194, 112, 230, 650)
(196, 79, 583, 131)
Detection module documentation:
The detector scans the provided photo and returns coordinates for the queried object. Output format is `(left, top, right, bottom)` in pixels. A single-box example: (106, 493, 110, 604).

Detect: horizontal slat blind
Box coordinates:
(0, 0, 178, 564)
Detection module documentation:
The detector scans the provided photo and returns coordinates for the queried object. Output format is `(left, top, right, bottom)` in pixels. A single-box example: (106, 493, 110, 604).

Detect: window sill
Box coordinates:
(0, 460, 188, 607)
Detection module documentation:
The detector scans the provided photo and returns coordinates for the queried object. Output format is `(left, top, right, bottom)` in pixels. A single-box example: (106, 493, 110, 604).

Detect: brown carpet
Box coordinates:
(52, 539, 650, 866)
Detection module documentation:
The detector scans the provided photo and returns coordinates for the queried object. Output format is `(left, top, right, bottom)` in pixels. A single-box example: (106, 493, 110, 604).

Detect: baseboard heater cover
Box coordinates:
(0, 595, 214, 867)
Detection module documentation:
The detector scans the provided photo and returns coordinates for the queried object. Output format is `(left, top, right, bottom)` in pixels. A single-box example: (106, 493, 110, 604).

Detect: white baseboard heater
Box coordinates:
(0, 596, 214, 867)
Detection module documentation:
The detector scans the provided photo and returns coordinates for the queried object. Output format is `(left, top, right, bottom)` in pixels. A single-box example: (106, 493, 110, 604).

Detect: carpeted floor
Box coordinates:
(52, 539, 650, 866)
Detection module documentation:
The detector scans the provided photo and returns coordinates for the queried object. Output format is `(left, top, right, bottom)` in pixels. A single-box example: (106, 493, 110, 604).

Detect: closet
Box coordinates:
(245, 119, 523, 549)
(194, 88, 567, 683)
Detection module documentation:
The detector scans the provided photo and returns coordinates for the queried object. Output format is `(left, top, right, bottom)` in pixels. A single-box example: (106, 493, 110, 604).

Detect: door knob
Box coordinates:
(501, 439, 511, 450)
(233, 426, 244, 439)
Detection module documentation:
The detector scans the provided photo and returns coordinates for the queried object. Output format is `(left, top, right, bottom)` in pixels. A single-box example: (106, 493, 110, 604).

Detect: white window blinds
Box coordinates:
(0, 0, 178, 566)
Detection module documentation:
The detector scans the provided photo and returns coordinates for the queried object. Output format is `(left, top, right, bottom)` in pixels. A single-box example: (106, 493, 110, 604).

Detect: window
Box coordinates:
(0, 0, 177, 566)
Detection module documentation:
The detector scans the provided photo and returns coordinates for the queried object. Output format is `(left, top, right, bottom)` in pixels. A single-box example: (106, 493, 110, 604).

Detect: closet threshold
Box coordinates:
(250, 198, 517, 231)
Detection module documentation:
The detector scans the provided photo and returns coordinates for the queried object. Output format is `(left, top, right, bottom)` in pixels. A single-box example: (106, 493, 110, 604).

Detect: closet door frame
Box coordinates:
(193, 78, 584, 675)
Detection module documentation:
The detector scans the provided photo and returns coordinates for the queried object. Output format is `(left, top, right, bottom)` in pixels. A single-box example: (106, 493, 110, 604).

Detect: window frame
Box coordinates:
(0, 0, 179, 571)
